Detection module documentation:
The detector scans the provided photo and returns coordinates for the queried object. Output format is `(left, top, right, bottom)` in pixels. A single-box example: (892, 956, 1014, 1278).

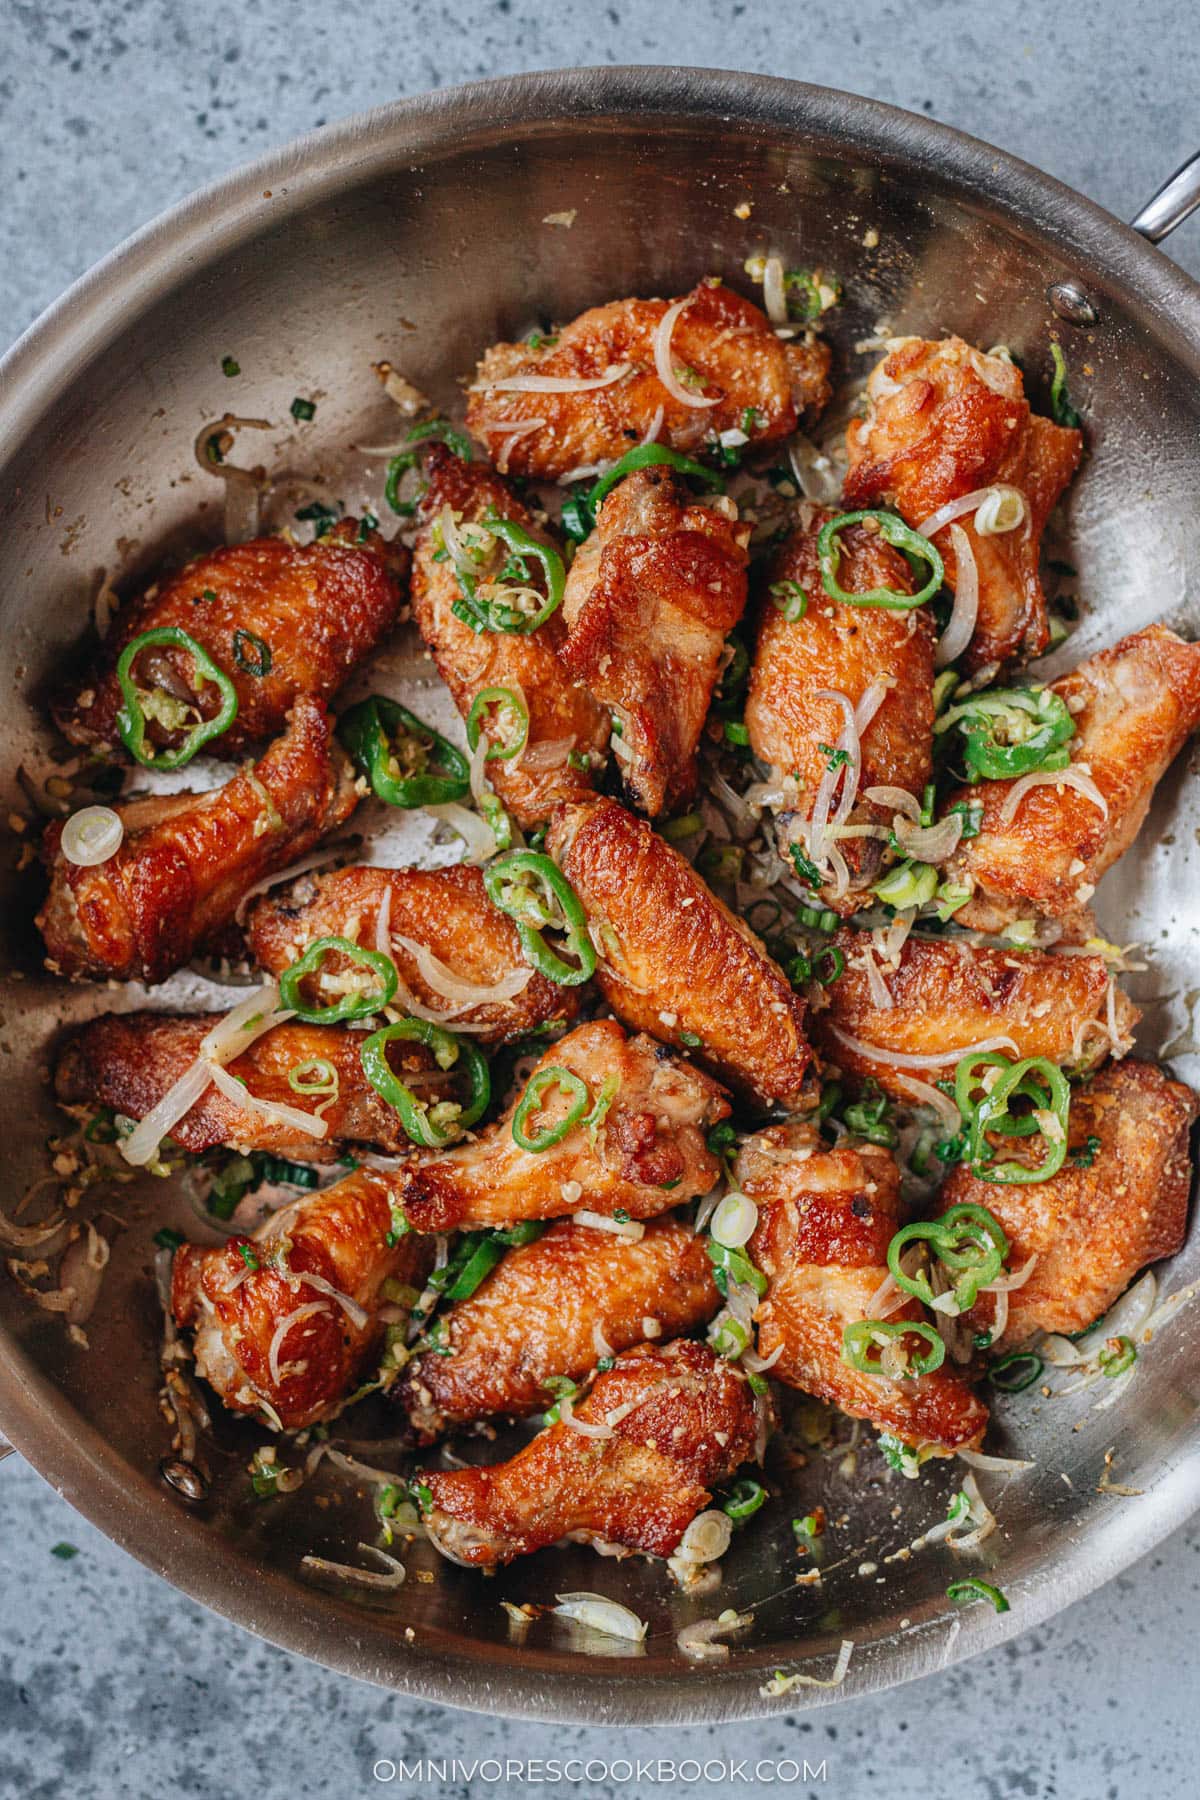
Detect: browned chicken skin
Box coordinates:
(739, 1125, 989, 1454)
(37, 696, 359, 984)
(55, 523, 406, 759)
(561, 468, 750, 816)
(936, 1061, 1198, 1348)
(420, 1338, 766, 1567)
(54, 1012, 419, 1160)
(399, 1215, 720, 1441)
(844, 337, 1082, 671)
(746, 506, 935, 909)
(466, 281, 831, 480)
(946, 625, 1200, 933)
(247, 862, 579, 1044)
(811, 929, 1138, 1097)
(410, 450, 610, 826)
(393, 1019, 729, 1235)
(171, 1166, 433, 1430)
(548, 796, 812, 1109)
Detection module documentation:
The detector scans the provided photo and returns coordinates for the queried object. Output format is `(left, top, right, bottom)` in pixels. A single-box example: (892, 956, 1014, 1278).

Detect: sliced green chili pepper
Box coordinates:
(483, 850, 596, 987)
(385, 417, 473, 516)
(279, 935, 398, 1024)
(817, 511, 944, 610)
(936, 685, 1076, 780)
(466, 686, 530, 762)
(511, 1066, 590, 1152)
(115, 626, 239, 769)
(954, 1052, 1051, 1139)
(841, 1319, 946, 1377)
(441, 1235, 506, 1300)
(722, 1478, 767, 1523)
(587, 444, 725, 524)
(360, 1017, 490, 1148)
(452, 512, 565, 636)
(963, 1054, 1071, 1184)
(843, 1087, 898, 1148)
(232, 629, 272, 677)
(989, 1349, 1044, 1393)
(947, 1578, 1009, 1614)
(1098, 1334, 1137, 1378)
(338, 694, 470, 807)
(560, 489, 594, 543)
(887, 1202, 1009, 1313)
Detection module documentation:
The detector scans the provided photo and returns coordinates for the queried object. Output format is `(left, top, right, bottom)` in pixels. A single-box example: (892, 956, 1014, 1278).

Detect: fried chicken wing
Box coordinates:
(420, 1339, 765, 1567)
(246, 861, 579, 1044)
(738, 1125, 988, 1454)
(37, 696, 358, 984)
(746, 506, 935, 908)
(811, 929, 1138, 1097)
(170, 1166, 433, 1430)
(54, 1012, 417, 1159)
(399, 1216, 720, 1440)
(466, 281, 831, 481)
(844, 337, 1083, 670)
(946, 625, 1200, 934)
(410, 449, 610, 826)
(394, 1019, 727, 1235)
(548, 796, 812, 1109)
(55, 523, 406, 759)
(560, 468, 750, 816)
(935, 1061, 1197, 1348)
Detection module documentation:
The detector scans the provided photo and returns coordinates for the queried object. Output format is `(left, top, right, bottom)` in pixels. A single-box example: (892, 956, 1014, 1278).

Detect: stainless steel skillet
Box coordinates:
(1, 67, 1199, 1724)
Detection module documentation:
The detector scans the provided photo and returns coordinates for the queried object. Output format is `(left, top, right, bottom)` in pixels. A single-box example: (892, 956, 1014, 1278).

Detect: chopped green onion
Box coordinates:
(290, 397, 316, 422)
(872, 859, 938, 909)
(813, 945, 845, 985)
(232, 629, 272, 677)
(722, 1478, 767, 1523)
(661, 812, 703, 843)
(724, 720, 750, 747)
(947, 1578, 1009, 1614)
(769, 580, 808, 622)
(286, 1058, 338, 1097)
(1098, 1335, 1137, 1378)
(705, 1238, 768, 1300)
(153, 1227, 185, 1251)
(221, 355, 240, 377)
(1048, 342, 1082, 430)
(989, 1350, 1044, 1393)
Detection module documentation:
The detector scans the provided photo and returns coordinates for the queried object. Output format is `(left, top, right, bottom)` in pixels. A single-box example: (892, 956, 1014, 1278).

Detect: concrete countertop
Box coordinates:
(2, 4, 1197, 1796)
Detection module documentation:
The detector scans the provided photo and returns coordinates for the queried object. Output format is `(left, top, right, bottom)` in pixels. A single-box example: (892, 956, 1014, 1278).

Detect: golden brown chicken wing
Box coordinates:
(465, 281, 831, 480)
(560, 467, 751, 816)
(399, 1216, 720, 1440)
(844, 336, 1082, 671)
(547, 796, 812, 1109)
(170, 1166, 433, 1430)
(739, 1125, 989, 1454)
(410, 449, 610, 827)
(746, 506, 935, 909)
(38, 696, 358, 985)
(246, 861, 580, 1044)
(55, 523, 406, 759)
(419, 1338, 765, 1567)
(935, 1061, 1197, 1348)
(54, 1012, 418, 1160)
(393, 1019, 728, 1235)
(945, 625, 1200, 934)
(811, 929, 1138, 1097)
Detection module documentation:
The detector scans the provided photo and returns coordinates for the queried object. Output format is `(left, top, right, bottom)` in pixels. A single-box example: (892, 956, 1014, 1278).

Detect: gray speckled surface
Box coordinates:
(2, 5, 1199, 1797)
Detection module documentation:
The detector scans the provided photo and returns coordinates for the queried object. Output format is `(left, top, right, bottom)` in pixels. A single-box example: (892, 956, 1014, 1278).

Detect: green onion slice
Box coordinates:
(232, 628, 272, 677)
(947, 1577, 1010, 1614)
(722, 1477, 767, 1523)
(115, 626, 239, 769)
(817, 511, 944, 610)
(286, 1058, 338, 1097)
(988, 1349, 1044, 1393)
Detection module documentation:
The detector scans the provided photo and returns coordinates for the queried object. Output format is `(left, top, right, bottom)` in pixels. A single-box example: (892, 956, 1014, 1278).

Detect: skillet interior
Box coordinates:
(0, 67, 1198, 1722)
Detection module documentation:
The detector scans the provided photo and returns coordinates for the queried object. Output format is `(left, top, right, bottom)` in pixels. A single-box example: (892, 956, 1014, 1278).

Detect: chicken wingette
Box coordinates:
(844, 335, 1082, 670)
(466, 280, 831, 479)
(739, 1125, 989, 1455)
(38, 696, 358, 984)
(560, 467, 750, 817)
(419, 1339, 766, 1567)
(399, 1216, 720, 1441)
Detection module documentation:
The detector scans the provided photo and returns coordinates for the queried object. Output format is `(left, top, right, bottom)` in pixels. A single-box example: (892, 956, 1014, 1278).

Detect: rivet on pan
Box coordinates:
(1047, 281, 1099, 326)
(160, 1456, 209, 1502)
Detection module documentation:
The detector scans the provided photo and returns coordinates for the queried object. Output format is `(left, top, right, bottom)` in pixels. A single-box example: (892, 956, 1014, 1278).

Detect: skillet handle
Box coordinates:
(1130, 151, 1200, 244)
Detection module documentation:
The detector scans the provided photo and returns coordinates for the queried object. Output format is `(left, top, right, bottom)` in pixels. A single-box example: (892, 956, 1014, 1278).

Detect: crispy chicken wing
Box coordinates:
(420, 1339, 765, 1567)
(394, 1019, 728, 1235)
(746, 506, 935, 909)
(466, 281, 831, 480)
(548, 796, 812, 1109)
(936, 1061, 1197, 1348)
(54, 1012, 417, 1159)
(739, 1125, 988, 1454)
(560, 468, 750, 816)
(38, 696, 358, 984)
(946, 625, 1200, 933)
(246, 862, 580, 1044)
(844, 337, 1083, 670)
(171, 1167, 433, 1430)
(55, 523, 406, 759)
(399, 1216, 720, 1441)
(410, 449, 610, 826)
(811, 929, 1138, 1096)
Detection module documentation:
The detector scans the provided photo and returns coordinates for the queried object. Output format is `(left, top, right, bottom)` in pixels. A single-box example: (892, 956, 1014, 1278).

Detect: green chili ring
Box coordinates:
(1098, 1334, 1138, 1379)
(384, 418, 473, 517)
(360, 1017, 491, 1149)
(967, 1056, 1071, 1185)
(817, 511, 944, 610)
(886, 1204, 1008, 1313)
(484, 850, 597, 988)
(954, 1052, 1052, 1140)
(279, 936, 399, 1025)
(511, 1066, 590, 1152)
(338, 694, 470, 808)
(115, 626, 239, 769)
(466, 686, 530, 762)
(947, 1578, 1010, 1614)
(841, 1319, 946, 1378)
(722, 1478, 767, 1523)
(989, 1349, 1044, 1393)
(588, 444, 725, 519)
(454, 513, 566, 636)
